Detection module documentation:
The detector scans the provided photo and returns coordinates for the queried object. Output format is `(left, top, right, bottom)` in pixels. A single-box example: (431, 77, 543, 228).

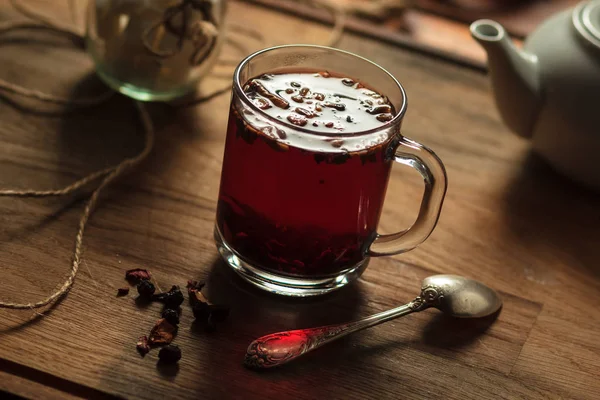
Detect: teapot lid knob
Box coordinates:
(573, 0, 600, 49)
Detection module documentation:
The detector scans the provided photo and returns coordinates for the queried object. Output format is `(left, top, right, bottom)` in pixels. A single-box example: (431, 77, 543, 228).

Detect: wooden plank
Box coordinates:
(244, 0, 492, 71)
(0, 1, 599, 399)
(415, 0, 580, 38)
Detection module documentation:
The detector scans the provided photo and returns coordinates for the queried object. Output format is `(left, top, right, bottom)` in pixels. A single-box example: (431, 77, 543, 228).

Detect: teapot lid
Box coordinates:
(573, 0, 600, 49)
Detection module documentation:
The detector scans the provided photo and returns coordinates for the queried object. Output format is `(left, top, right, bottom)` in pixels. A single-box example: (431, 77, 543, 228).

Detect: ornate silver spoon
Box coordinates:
(244, 274, 502, 369)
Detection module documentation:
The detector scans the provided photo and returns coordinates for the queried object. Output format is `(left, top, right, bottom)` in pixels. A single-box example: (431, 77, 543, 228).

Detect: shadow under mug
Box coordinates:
(214, 45, 447, 296)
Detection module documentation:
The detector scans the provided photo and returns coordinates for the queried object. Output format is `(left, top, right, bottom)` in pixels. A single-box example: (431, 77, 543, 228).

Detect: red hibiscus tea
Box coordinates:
(214, 46, 447, 297)
(216, 71, 398, 277)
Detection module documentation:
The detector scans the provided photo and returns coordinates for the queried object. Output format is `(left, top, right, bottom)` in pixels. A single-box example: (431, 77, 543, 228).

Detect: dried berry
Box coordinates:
(125, 268, 151, 283)
(162, 308, 180, 326)
(313, 92, 325, 101)
(290, 81, 301, 88)
(341, 78, 355, 86)
(299, 87, 310, 97)
(158, 345, 181, 364)
(137, 280, 156, 298)
(136, 335, 150, 356)
(291, 95, 304, 103)
(117, 287, 130, 297)
(148, 318, 177, 345)
(154, 285, 184, 308)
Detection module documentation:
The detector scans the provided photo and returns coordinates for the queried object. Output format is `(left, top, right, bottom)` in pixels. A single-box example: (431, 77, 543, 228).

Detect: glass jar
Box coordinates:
(86, 0, 227, 101)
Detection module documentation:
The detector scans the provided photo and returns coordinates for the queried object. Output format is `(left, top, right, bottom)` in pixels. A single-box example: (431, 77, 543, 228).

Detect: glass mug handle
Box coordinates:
(368, 137, 448, 256)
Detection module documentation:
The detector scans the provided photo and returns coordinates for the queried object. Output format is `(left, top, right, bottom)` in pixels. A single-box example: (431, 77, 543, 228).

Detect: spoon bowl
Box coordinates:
(421, 275, 502, 318)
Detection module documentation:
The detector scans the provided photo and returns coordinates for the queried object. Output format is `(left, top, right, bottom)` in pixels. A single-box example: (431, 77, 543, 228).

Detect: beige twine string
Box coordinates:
(0, 0, 264, 310)
(0, 0, 353, 311)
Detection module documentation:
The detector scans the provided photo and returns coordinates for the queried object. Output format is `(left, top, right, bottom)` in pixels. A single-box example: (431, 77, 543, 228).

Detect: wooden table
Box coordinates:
(1, 1, 599, 399)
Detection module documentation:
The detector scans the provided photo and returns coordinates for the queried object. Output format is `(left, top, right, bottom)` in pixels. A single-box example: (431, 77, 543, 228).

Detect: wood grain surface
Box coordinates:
(1, 1, 599, 399)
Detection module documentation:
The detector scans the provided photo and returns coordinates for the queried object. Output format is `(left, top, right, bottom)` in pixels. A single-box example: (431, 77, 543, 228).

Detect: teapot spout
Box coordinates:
(470, 20, 541, 138)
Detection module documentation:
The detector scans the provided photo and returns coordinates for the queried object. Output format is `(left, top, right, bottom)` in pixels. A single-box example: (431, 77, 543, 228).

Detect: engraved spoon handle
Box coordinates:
(245, 296, 430, 369)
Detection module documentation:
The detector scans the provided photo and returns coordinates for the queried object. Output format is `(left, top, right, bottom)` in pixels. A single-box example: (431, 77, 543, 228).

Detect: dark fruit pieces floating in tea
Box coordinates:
(243, 71, 394, 133)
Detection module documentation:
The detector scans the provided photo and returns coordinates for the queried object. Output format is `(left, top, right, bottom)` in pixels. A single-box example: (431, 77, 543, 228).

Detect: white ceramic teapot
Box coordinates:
(470, 1, 600, 191)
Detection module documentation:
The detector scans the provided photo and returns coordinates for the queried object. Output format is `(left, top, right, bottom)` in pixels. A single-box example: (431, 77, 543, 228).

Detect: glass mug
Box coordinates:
(86, 0, 227, 101)
(215, 45, 447, 296)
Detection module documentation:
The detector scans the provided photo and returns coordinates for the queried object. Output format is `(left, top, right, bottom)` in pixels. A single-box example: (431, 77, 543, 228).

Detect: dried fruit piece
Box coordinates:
(313, 93, 325, 101)
(291, 95, 304, 103)
(158, 345, 181, 364)
(367, 104, 393, 115)
(299, 87, 310, 97)
(248, 80, 289, 109)
(125, 268, 151, 283)
(148, 318, 177, 345)
(117, 287, 130, 297)
(137, 280, 156, 298)
(376, 113, 393, 122)
(287, 114, 308, 127)
(253, 98, 271, 110)
(341, 78, 355, 86)
(154, 285, 185, 308)
(323, 102, 346, 111)
(136, 336, 150, 356)
(162, 308, 180, 326)
(330, 139, 344, 148)
(318, 71, 331, 78)
(295, 107, 316, 118)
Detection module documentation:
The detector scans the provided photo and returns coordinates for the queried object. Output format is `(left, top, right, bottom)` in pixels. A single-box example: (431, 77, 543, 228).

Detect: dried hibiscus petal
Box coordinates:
(148, 318, 177, 345)
(125, 268, 151, 283)
(136, 335, 150, 356)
